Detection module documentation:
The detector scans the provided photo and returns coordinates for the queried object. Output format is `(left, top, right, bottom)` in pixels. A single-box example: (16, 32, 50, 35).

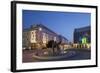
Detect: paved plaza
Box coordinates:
(22, 48, 90, 63)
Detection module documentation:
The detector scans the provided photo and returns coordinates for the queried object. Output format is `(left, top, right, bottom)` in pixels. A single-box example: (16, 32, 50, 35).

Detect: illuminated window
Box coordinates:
(43, 33, 46, 43)
(31, 30, 36, 43)
(54, 37, 56, 41)
(82, 37, 87, 44)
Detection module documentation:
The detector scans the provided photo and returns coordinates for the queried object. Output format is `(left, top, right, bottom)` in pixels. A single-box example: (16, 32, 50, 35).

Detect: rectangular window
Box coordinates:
(43, 33, 46, 43)
(30, 30, 36, 43)
(54, 37, 57, 41)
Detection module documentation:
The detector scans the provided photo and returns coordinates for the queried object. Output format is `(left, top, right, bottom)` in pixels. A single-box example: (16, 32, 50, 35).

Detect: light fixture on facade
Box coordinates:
(39, 27, 42, 31)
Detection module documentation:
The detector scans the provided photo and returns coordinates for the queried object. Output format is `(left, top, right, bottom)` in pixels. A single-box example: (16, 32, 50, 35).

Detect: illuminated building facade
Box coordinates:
(23, 24, 68, 49)
(73, 26, 91, 49)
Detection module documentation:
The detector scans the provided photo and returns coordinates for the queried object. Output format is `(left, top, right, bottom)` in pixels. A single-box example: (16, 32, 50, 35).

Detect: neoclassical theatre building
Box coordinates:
(23, 24, 68, 50)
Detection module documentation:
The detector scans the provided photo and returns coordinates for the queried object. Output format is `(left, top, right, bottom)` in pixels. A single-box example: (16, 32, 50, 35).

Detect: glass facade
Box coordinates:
(74, 26, 91, 44)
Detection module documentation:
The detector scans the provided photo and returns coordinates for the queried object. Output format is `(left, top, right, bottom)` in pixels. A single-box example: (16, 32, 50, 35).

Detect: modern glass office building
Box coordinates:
(74, 26, 91, 44)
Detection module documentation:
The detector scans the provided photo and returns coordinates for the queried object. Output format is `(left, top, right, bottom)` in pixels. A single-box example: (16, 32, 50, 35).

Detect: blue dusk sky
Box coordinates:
(22, 10, 91, 42)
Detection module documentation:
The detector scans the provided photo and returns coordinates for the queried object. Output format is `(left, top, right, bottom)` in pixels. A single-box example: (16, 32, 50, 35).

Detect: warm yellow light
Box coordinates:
(87, 44, 91, 48)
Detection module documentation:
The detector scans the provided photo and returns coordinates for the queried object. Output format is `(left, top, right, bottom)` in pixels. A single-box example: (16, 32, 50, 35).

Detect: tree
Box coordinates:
(46, 40, 62, 55)
(46, 40, 57, 55)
